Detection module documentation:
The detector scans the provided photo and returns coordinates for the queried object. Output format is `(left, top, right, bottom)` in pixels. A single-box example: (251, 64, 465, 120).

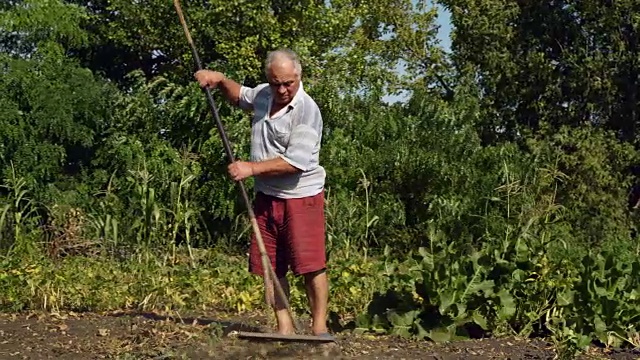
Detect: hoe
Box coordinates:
(172, 0, 336, 345)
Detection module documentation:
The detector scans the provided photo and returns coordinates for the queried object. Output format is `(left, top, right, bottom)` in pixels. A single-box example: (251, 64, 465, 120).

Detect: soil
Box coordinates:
(0, 310, 638, 359)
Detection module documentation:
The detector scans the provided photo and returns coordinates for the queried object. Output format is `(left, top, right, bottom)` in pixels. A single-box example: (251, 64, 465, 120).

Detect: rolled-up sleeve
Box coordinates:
(282, 101, 322, 171)
(280, 105, 321, 171)
(239, 84, 265, 110)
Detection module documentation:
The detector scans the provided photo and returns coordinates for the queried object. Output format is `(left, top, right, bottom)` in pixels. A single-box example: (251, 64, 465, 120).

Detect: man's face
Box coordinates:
(267, 60, 300, 106)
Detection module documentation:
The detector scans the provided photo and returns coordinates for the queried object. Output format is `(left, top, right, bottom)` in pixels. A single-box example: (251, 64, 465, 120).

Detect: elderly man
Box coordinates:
(194, 49, 330, 338)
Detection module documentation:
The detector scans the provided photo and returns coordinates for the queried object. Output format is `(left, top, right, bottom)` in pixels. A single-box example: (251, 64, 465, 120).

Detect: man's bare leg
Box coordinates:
(304, 270, 329, 335)
(265, 276, 295, 334)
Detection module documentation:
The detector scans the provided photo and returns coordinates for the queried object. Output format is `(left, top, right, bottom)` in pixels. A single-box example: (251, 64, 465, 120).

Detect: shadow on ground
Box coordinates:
(107, 309, 268, 335)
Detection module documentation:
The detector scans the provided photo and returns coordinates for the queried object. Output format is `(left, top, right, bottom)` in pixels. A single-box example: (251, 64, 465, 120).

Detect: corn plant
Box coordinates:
(0, 164, 43, 257)
(325, 169, 380, 259)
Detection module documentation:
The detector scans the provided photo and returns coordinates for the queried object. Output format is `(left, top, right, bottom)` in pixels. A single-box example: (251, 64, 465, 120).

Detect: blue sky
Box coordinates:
(435, 4, 452, 52)
(383, 4, 452, 103)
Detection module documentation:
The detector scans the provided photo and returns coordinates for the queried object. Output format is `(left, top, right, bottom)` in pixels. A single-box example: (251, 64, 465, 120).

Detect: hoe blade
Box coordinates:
(229, 330, 336, 343)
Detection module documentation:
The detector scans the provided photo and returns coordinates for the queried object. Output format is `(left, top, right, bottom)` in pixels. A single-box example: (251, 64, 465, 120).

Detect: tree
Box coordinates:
(439, 0, 640, 145)
(0, 0, 117, 188)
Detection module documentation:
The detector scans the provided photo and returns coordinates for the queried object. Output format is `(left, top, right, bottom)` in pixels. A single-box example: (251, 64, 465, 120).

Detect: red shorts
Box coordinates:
(248, 191, 326, 278)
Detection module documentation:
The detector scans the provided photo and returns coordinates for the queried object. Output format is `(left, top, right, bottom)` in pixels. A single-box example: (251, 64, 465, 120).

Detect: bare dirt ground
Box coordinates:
(0, 310, 638, 359)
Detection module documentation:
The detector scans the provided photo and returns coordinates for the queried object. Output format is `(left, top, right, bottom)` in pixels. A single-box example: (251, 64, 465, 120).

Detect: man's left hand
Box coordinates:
(228, 161, 254, 181)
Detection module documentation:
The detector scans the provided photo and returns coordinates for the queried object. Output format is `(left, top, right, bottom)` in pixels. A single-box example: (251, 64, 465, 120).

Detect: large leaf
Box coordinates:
(497, 289, 516, 320)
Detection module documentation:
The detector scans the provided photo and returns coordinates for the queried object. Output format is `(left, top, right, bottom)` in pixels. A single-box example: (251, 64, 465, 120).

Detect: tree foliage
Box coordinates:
(440, 0, 640, 144)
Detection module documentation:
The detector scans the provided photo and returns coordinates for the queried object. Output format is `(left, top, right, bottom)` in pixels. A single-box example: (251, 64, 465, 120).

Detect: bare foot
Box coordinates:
(277, 328, 295, 336)
(312, 327, 329, 336)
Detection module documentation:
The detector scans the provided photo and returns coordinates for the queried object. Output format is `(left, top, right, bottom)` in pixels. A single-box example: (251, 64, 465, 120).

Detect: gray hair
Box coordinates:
(265, 48, 302, 77)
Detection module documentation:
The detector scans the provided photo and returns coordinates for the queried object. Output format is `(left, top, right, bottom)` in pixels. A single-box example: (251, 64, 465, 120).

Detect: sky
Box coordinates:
(383, 3, 452, 103)
(435, 4, 452, 52)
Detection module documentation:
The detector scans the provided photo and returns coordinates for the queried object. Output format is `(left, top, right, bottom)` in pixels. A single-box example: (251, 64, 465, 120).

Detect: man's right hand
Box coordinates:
(194, 70, 225, 89)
